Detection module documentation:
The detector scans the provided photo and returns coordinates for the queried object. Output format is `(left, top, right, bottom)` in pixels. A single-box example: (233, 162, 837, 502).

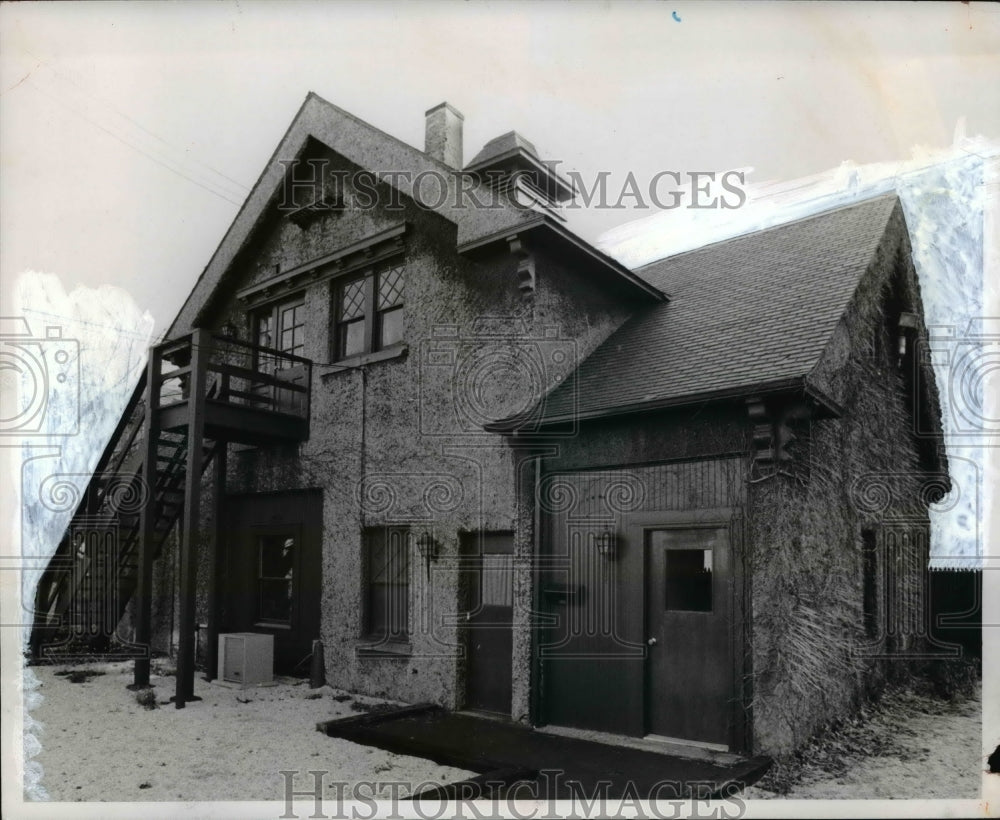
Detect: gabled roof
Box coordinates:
(168, 94, 660, 337)
(491, 194, 903, 427)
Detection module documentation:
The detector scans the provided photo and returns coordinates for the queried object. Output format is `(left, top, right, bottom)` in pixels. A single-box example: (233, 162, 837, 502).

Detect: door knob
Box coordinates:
(647, 637, 658, 646)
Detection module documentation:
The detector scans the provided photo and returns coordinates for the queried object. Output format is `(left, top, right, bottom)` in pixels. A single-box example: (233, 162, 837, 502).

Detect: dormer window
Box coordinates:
(334, 263, 405, 360)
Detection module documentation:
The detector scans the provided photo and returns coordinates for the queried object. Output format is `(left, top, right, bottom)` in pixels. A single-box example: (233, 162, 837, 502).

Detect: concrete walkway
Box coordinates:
(318, 705, 771, 800)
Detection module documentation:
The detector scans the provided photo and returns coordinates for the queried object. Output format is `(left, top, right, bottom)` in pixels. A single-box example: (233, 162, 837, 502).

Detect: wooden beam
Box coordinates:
(132, 346, 161, 688)
(175, 329, 208, 707)
(204, 442, 226, 681)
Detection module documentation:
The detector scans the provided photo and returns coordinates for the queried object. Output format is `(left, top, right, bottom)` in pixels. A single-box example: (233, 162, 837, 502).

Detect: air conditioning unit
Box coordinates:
(218, 632, 274, 687)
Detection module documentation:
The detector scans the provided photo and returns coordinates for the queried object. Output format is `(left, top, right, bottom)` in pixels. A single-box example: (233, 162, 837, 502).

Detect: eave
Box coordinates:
(458, 215, 668, 303)
(483, 375, 841, 434)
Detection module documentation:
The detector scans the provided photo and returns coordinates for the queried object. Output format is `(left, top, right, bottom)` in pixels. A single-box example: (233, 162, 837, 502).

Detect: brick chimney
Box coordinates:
(424, 102, 464, 169)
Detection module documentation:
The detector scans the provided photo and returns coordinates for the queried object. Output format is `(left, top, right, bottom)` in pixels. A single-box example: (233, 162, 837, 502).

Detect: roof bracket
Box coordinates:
(507, 234, 535, 300)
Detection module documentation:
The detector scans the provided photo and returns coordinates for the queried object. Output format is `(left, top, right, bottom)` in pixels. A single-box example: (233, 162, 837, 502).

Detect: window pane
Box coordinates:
(481, 554, 513, 607)
(258, 533, 295, 624)
(260, 534, 295, 578)
(665, 548, 713, 612)
(378, 306, 404, 349)
(259, 579, 293, 623)
(341, 320, 366, 358)
(341, 278, 367, 321)
(257, 314, 273, 348)
(378, 266, 405, 310)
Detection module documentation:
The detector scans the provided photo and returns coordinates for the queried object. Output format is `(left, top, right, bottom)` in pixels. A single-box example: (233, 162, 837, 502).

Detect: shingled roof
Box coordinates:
(492, 194, 902, 428)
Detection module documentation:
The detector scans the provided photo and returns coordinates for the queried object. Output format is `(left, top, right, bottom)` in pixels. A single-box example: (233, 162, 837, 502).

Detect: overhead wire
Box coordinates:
(14, 52, 248, 206)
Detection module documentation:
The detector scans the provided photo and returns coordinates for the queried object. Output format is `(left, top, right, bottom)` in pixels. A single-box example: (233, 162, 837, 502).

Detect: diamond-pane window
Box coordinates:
(341, 279, 366, 321)
(333, 262, 406, 360)
(378, 266, 404, 310)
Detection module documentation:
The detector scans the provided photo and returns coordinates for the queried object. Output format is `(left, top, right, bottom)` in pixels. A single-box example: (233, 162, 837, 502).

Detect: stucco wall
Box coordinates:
(748, 218, 937, 755)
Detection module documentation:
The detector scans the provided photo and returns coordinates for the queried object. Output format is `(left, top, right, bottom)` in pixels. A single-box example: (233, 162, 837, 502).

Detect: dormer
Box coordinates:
(465, 131, 574, 216)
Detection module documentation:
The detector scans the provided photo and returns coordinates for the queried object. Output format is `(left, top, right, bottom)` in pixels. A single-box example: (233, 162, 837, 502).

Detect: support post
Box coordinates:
(175, 329, 208, 707)
(133, 346, 161, 688)
(204, 442, 226, 681)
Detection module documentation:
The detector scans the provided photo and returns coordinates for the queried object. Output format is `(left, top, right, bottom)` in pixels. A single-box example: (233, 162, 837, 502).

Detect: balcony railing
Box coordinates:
(152, 330, 311, 441)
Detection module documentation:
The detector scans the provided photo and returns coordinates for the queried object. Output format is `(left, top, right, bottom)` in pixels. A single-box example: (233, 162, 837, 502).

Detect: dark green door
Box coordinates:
(463, 532, 514, 715)
(644, 526, 732, 747)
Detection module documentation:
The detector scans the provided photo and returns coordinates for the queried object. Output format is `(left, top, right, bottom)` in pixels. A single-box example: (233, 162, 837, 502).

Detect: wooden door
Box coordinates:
(463, 532, 514, 715)
(644, 526, 732, 747)
(222, 491, 321, 674)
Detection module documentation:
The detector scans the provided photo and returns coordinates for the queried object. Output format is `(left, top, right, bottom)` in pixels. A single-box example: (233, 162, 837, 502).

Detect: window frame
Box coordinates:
(253, 525, 301, 629)
(362, 526, 411, 643)
(253, 293, 306, 358)
(332, 262, 405, 362)
(862, 528, 879, 640)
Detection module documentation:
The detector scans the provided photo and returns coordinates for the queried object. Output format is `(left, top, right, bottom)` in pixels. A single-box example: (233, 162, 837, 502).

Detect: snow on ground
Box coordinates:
(25, 660, 984, 803)
(744, 683, 983, 799)
(25, 660, 474, 802)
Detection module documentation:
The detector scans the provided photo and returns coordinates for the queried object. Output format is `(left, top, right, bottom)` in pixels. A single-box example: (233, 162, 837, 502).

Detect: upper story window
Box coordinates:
(255, 295, 305, 360)
(252, 294, 308, 414)
(334, 263, 405, 360)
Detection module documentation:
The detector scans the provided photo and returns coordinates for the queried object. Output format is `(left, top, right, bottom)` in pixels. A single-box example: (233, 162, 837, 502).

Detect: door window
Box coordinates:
(664, 547, 713, 612)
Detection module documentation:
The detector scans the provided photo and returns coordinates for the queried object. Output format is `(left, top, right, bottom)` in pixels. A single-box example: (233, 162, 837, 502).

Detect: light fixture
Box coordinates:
(596, 529, 618, 561)
(416, 532, 440, 561)
(416, 532, 440, 579)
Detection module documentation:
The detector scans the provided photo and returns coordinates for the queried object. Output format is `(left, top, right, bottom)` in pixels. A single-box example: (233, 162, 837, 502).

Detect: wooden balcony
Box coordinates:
(153, 330, 311, 446)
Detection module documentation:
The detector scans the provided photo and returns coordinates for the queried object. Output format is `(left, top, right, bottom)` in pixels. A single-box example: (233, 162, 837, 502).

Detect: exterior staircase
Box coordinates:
(29, 329, 312, 679)
(30, 377, 219, 657)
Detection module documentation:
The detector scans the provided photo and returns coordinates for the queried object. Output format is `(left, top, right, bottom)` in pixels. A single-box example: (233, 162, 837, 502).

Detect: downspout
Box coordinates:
(359, 367, 366, 528)
(530, 449, 542, 726)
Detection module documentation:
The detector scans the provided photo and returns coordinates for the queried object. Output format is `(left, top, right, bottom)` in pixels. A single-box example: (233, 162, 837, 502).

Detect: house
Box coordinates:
(30, 94, 951, 757)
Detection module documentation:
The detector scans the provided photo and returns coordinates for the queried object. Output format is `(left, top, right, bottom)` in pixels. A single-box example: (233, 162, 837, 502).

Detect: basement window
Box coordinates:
(333, 263, 405, 361)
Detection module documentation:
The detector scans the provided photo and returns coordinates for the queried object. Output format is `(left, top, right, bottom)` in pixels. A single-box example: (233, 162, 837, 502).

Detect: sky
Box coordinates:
(1, 1, 999, 336)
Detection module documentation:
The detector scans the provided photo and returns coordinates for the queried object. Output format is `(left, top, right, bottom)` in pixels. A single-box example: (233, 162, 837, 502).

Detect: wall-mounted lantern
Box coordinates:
(596, 529, 618, 561)
(897, 311, 918, 365)
(415, 532, 440, 578)
(220, 319, 239, 340)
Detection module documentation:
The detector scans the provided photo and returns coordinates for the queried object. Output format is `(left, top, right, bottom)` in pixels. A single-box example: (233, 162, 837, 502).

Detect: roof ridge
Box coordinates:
(632, 192, 899, 273)
(305, 91, 462, 177)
